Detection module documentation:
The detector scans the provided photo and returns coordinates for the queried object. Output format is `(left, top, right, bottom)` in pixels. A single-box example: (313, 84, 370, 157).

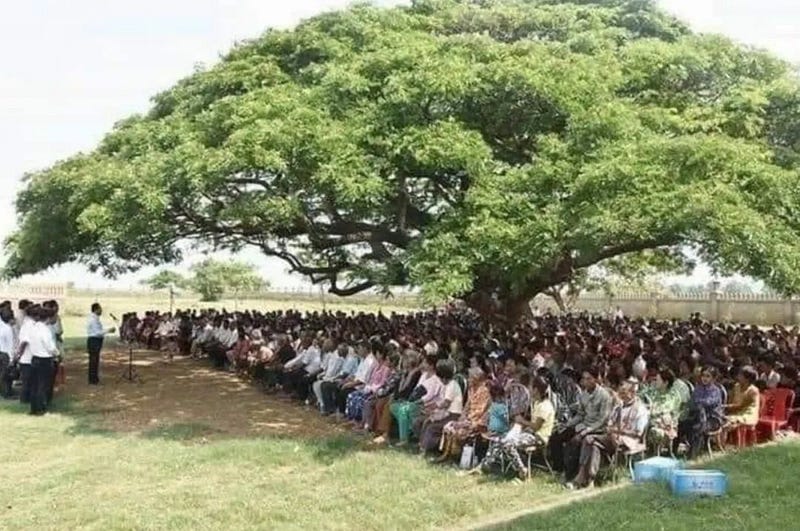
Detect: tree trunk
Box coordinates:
(545, 289, 568, 313)
(465, 290, 535, 325)
(502, 295, 534, 324)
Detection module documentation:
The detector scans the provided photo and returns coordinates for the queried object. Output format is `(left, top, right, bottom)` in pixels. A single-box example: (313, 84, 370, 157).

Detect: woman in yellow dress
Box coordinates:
(726, 366, 760, 427)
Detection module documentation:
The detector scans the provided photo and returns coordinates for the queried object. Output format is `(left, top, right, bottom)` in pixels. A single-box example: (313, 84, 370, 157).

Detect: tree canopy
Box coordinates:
(6, 0, 800, 320)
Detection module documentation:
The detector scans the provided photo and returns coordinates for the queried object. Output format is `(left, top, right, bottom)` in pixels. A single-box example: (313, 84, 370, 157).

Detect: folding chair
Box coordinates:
(706, 383, 730, 456)
(524, 443, 555, 479)
(611, 426, 649, 483)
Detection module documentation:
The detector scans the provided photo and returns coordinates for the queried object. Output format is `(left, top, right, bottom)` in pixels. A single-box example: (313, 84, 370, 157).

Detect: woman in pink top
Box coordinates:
(345, 350, 391, 423)
(365, 354, 392, 393)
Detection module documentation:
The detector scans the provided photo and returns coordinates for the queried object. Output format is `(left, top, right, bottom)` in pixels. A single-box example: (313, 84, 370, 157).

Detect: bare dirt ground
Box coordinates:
(61, 347, 347, 440)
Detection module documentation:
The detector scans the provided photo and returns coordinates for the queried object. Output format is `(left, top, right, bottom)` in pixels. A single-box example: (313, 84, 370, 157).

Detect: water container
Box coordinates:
(670, 469, 728, 497)
(633, 457, 683, 483)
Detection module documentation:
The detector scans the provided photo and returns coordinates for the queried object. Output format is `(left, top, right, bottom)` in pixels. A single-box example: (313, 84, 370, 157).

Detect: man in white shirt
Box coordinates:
(285, 338, 322, 400)
(43, 300, 64, 404)
(28, 305, 59, 415)
(313, 343, 345, 412)
(87, 302, 115, 385)
(333, 340, 377, 417)
(209, 321, 236, 368)
(15, 301, 36, 403)
(0, 302, 15, 398)
(191, 318, 214, 359)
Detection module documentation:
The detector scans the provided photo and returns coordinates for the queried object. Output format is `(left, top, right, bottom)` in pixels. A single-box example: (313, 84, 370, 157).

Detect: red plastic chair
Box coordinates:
(732, 424, 757, 448)
(756, 388, 796, 442)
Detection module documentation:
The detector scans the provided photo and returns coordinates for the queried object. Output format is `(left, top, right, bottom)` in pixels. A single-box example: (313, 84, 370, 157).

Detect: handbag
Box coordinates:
(408, 384, 426, 402)
(459, 443, 477, 470)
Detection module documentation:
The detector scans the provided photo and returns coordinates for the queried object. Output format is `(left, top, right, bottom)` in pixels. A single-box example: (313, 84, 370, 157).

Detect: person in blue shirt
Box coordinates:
(468, 382, 510, 475)
(487, 382, 510, 436)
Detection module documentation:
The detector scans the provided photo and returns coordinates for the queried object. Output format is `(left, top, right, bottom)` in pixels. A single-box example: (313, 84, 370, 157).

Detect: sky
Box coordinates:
(0, 0, 798, 290)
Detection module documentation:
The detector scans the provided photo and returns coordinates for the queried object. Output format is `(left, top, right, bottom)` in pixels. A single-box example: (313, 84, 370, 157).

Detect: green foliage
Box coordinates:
(190, 259, 265, 301)
(6, 0, 800, 317)
(141, 269, 187, 291)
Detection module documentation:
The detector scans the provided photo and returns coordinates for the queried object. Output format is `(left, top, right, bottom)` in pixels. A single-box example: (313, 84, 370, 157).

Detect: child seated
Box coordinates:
(486, 383, 510, 439)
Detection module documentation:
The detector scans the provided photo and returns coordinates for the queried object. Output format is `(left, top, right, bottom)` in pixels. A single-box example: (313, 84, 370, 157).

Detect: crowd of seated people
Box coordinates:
(119, 307, 800, 486)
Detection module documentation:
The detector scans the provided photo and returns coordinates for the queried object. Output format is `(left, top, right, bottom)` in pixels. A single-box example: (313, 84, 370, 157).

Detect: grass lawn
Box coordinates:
(492, 441, 800, 531)
(0, 347, 565, 531)
(5, 321, 797, 530)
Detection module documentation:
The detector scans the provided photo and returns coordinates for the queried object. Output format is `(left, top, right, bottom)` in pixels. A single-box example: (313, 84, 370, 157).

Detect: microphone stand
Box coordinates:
(117, 339, 142, 384)
(113, 314, 142, 384)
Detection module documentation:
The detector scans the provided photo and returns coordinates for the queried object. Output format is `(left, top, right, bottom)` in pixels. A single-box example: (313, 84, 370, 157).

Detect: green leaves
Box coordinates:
(190, 259, 266, 302)
(6, 0, 800, 313)
(142, 270, 188, 291)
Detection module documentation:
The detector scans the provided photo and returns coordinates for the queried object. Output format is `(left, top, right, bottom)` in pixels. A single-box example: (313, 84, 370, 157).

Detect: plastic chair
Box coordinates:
(756, 388, 795, 442)
(723, 386, 758, 449)
(731, 424, 757, 448)
(706, 427, 726, 456)
(702, 384, 729, 457)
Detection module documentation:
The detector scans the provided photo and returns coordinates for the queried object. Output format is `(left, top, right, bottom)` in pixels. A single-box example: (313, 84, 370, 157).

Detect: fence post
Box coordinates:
(650, 291, 660, 319)
(709, 281, 721, 322)
(791, 296, 800, 326)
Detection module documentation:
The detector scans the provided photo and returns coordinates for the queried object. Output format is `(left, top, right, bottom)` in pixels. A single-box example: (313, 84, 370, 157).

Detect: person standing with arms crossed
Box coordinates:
(87, 303, 115, 385)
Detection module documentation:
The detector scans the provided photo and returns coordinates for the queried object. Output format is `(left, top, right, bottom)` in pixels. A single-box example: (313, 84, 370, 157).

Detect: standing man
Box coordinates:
(28, 305, 58, 415)
(0, 303, 15, 398)
(87, 303, 115, 385)
(15, 301, 35, 403)
(44, 301, 64, 404)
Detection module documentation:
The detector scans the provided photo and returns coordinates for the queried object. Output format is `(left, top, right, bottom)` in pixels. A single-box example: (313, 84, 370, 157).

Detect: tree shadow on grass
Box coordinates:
(33, 394, 368, 465)
(142, 422, 224, 441)
(3, 347, 380, 465)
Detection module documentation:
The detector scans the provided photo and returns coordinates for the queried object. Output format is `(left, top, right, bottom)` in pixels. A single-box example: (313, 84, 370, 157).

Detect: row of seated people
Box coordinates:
(163, 308, 800, 487)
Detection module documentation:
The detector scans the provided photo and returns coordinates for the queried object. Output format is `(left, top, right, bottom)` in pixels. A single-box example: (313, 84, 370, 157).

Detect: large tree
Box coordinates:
(6, 0, 800, 321)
